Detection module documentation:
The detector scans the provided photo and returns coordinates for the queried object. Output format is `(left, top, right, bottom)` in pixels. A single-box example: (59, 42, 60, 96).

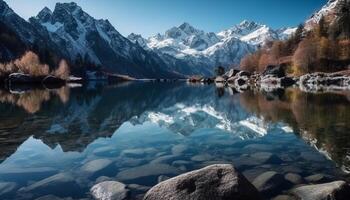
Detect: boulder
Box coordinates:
(292, 181, 350, 200)
(252, 171, 290, 197)
(262, 65, 285, 78)
(90, 181, 129, 200)
(143, 164, 262, 200)
(8, 73, 40, 83)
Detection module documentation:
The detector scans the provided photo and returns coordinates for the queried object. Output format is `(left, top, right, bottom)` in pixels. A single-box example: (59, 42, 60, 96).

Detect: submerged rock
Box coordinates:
(19, 173, 80, 198)
(292, 181, 350, 200)
(80, 159, 114, 177)
(90, 181, 129, 200)
(144, 164, 262, 200)
(252, 171, 289, 197)
(0, 182, 17, 197)
(284, 173, 304, 185)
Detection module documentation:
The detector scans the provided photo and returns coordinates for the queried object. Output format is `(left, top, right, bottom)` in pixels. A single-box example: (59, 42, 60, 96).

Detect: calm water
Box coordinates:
(0, 82, 349, 199)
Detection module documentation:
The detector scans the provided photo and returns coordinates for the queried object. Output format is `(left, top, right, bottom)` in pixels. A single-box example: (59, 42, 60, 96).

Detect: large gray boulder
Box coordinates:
(292, 181, 350, 200)
(143, 164, 262, 200)
(90, 181, 129, 200)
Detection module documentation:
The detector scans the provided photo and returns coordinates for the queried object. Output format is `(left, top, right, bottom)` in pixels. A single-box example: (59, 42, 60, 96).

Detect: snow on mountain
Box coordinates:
(219, 20, 295, 46)
(29, 2, 179, 78)
(128, 20, 294, 70)
(305, 0, 339, 30)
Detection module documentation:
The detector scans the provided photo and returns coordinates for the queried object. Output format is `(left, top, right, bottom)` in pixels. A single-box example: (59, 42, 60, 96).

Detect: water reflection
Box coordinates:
(0, 83, 349, 199)
(239, 88, 350, 173)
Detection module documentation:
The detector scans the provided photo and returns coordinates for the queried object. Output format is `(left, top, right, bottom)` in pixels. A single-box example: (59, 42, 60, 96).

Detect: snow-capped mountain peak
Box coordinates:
(305, 0, 339, 30)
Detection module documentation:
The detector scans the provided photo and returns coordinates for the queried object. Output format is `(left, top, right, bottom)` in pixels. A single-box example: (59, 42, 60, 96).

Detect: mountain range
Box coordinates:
(0, 0, 338, 78)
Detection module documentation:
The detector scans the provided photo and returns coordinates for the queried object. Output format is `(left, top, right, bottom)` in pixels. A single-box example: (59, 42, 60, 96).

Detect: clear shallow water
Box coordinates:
(0, 82, 349, 199)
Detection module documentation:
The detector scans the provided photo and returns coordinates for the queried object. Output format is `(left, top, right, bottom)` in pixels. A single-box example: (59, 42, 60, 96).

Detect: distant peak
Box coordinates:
(239, 20, 259, 27)
(37, 7, 52, 20)
(55, 2, 82, 13)
(178, 22, 201, 35)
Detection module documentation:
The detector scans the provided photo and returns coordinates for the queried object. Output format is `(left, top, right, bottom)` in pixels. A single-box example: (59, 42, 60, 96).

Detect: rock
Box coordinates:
(19, 173, 80, 198)
(127, 184, 150, 192)
(121, 148, 156, 157)
(116, 163, 180, 181)
(8, 73, 39, 83)
(262, 65, 285, 78)
(305, 174, 331, 184)
(0, 167, 58, 181)
(0, 182, 17, 197)
(215, 76, 226, 83)
(292, 181, 350, 200)
(171, 144, 187, 155)
(90, 181, 129, 200)
(81, 159, 113, 177)
(144, 164, 262, 200)
(284, 173, 304, 185)
(250, 152, 283, 164)
(42, 75, 65, 85)
(300, 152, 325, 162)
(252, 171, 289, 197)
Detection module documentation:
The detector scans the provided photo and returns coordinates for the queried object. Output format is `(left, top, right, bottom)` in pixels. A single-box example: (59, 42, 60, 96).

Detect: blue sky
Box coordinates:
(5, 0, 327, 37)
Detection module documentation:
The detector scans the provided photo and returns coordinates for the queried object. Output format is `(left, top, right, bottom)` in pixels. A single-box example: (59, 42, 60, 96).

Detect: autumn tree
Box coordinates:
(14, 51, 49, 76)
(293, 37, 318, 74)
(54, 59, 70, 80)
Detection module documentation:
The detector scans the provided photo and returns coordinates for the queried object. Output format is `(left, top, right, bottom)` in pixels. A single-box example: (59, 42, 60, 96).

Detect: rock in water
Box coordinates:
(292, 181, 350, 200)
(90, 181, 129, 200)
(143, 164, 262, 200)
(252, 171, 289, 197)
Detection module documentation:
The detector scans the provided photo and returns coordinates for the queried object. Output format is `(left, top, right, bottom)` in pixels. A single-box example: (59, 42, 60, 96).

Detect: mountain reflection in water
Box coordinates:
(0, 82, 349, 199)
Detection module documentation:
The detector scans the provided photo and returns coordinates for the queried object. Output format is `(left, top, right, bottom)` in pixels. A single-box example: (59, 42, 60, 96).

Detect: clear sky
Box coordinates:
(4, 0, 328, 37)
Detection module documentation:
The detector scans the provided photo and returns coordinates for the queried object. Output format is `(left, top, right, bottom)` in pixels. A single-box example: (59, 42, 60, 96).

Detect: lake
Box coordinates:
(0, 82, 349, 199)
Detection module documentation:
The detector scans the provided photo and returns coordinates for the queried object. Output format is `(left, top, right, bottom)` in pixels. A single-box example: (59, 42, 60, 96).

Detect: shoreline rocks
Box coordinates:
(188, 66, 350, 92)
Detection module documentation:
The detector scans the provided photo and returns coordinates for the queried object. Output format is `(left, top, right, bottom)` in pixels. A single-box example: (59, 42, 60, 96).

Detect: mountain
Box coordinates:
(128, 21, 295, 71)
(305, 0, 339, 30)
(29, 2, 182, 78)
(218, 20, 296, 46)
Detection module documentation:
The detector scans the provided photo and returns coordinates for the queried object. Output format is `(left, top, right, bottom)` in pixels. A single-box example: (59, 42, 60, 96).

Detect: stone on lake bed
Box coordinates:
(116, 163, 180, 181)
(0, 182, 18, 197)
(250, 152, 283, 164)
(144, 164, 262, 200)
(81, 159, 113, 174)
(19, 173, 80, 198)
(284, 173, 304, 185)
(90, 181, 129, 200)
(292, 181, 350, 200)
(305, 174, 331, 184)
(252, 171, 290, 196)
(171, 144, 188, 155)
